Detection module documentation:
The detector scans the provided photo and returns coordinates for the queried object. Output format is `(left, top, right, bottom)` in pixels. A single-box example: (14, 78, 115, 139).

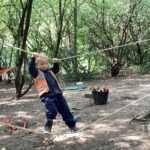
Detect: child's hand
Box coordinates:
(52, 58, 61, 63)
(32, 52, 40, 58)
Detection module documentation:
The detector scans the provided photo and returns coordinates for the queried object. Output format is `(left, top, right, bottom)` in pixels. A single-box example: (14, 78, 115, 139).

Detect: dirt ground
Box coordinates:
(0, 74, 150, 150)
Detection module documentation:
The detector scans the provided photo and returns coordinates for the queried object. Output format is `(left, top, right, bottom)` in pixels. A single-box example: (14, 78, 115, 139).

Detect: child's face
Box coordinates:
(37, 57, 49, 70)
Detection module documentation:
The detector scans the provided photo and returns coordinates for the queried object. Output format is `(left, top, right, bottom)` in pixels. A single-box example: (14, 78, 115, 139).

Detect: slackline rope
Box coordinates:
(0, 39, 149, 135)
(0, 90, 150, 136)
(78, 92, 150, 132)
(60, 39, 150, 61)
(0, 38, 150, 61)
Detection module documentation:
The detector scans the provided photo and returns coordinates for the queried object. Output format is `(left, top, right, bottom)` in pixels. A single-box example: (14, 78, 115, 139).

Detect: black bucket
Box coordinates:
(92, 90, 109, 105)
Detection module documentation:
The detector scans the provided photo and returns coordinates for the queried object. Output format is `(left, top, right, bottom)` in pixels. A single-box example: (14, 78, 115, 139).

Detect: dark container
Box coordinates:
(92, 90, 109, 105)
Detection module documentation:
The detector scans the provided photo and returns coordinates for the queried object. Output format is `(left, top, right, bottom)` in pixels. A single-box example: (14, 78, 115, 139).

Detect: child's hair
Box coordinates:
(36, 53, 48, 64)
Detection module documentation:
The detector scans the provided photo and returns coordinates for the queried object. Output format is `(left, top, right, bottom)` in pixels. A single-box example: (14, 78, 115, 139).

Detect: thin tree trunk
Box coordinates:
(72, 0, 78, 80)
(55, 0, 66, 57)
(15, 0, 33, 98)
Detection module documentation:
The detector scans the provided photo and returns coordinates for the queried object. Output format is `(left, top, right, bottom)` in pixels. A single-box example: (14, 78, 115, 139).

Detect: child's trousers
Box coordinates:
(43, 94, 76, 128)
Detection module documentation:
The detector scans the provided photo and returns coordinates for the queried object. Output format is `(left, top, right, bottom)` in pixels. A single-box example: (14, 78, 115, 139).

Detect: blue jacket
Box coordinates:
(28, 57, 62, 98)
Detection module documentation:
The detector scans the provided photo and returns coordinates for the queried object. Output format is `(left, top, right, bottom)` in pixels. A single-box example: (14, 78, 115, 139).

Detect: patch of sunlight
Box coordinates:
(122, 78, 135, 82)
(115, 142, 130, 148)
(15, 111, 33, 119)
(93, 123, 120, 132)
(0, 135, 11, 140)
(3, 98, 37, 106)
(101, 112, 114, 116)
(124, 135, 142, 141)
(35, 126, 43, 132)
(139, 84, 150, 87)
(0, 89, 13, 92)
(23, 93, 38, 98)
(17, 99, 37, 102)
(0, 89, 8, 92)
(77, 122, 88, 128)
(0, 101, 10, 105)
(138, 86, 150, 92)
(132, 102, 145, 106)
(0, 115, 7, 119)
(63, 91, 79, 96)
(114, 119, 130, 123)
(54, 132, 94, 143)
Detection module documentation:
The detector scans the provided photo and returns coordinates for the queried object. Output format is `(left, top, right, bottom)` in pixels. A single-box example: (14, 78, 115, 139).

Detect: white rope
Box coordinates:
(0, 38, 150, 61)
(1, 92, 149, 136)
(0, 40, 149, 138)
(1, 42, 32, 54)
(0, 88, 149, 138)
(60, 39, 150, 61)
(78, 92, 150, 132)
(0, 120, 44, 135)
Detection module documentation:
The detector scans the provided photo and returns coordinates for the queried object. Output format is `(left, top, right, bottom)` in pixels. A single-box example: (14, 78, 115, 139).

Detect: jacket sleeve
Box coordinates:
(28, 57, 38, 78)
(51, 63, 59, 74)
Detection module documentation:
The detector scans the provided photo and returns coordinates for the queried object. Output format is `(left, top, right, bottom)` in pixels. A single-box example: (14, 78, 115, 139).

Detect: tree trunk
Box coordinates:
(111, 62, 122, 77)
(55, 0, 66, 57)
(72, 0, 78, 81)
(15, 0, 33, 98)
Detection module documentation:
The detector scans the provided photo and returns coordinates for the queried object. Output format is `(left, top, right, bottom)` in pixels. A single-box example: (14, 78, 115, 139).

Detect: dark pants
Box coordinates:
(43, 94, 76, 128)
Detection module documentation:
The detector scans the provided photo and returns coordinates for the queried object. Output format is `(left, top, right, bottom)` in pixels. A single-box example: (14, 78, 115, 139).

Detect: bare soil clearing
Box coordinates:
(0, 74, 150, 150)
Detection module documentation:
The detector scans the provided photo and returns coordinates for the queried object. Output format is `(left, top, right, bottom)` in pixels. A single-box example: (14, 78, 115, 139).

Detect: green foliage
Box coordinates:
(0, 0, 150, 82)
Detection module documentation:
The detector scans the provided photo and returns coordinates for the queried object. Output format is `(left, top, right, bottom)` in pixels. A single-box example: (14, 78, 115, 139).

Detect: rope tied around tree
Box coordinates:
(0, 67, 16, 76)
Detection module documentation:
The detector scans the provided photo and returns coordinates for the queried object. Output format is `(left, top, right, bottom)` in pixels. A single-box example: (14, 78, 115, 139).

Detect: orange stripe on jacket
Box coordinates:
(35, 80, 47, 89)
(34, 70, 62, 97)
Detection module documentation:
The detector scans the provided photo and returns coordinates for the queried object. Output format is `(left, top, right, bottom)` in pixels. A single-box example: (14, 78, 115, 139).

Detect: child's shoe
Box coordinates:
(44, 119, 53, 134)
(74, 115, 81, 122)
(71, 126, 80, 132)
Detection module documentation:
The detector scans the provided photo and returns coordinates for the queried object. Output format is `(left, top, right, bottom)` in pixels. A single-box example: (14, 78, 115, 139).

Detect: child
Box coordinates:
(28, 52, 79, 134)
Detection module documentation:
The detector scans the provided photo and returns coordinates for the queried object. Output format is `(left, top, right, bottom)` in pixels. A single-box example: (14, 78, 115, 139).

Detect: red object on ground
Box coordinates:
(100, 88, 109, 93)
(100, 84, 112, 93)
(3, 118, 17, 132)
(3, 119, 11, 125)
(22, 118, 29, 128)
(2, 117, 29, 133)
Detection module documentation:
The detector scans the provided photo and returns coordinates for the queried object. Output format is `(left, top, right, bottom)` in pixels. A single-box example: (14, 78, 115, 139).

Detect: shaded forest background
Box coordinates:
(0, 0, 149, 98)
